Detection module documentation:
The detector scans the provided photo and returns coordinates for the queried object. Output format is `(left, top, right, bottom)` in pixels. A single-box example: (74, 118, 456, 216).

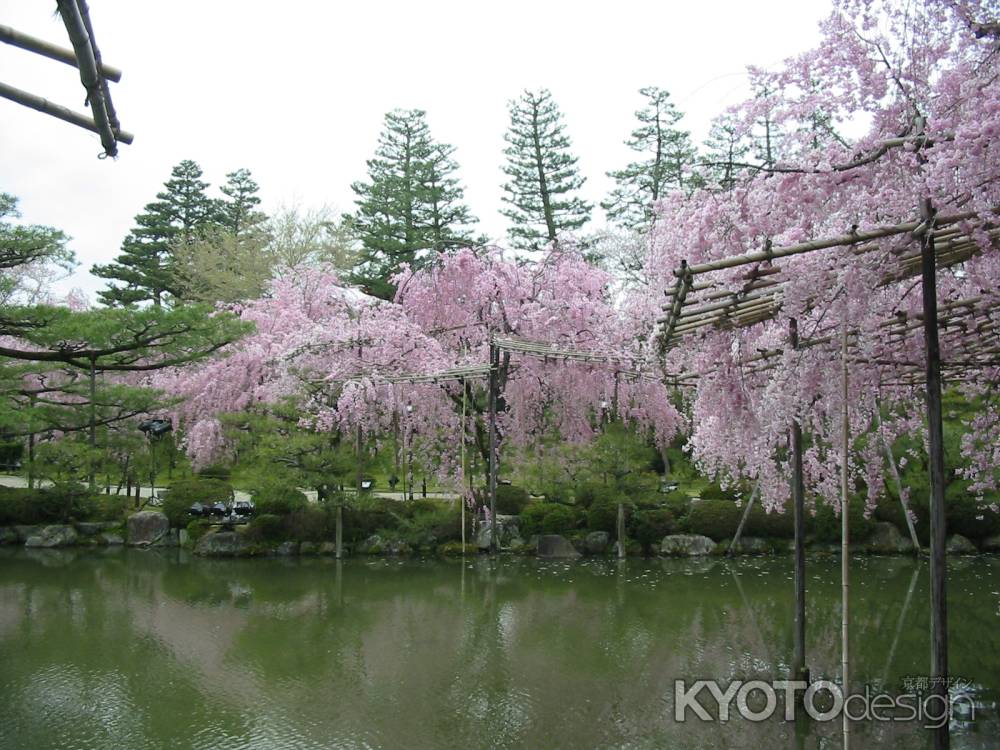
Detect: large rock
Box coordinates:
(319, 541, 338, 555)
(735, 536, 772, 555)
(100, 532, 124, 546)
(946, 534, 978, 555)
(660, 534, 716, 556)
(194, 530, 249, 557)
(867, 522, 915, 554)
(981, 534, 1000, 552)
(24, 525, 78, 548)
(362, 534, 385, 554)
(273, 541, 298, 556)
(75, 521, 115, 537)
(13, 525, 40, 543)
(127, 511, 170, 546)
(0, 527, 17, 545)
(536, 534, 581, 559)
(584, 531, 610, 555)
(477, 518, 521, 551)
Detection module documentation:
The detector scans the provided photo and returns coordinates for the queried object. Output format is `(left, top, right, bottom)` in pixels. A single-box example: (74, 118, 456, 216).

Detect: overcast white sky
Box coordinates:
(1, 0, 831, 299)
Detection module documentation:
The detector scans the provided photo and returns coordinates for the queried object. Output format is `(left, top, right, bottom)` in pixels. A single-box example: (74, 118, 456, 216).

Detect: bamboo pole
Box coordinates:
(0, 23, 122, 80)
(726, 481, 760, 556)
(920, 199, 950, 750)
(461, 379, 467, 553)
(0, 81, 133, 144)
(840, 323, 851, 750)
(875, 407, 922, 553)
(790, 318, 808, 685)
(678, 210, 979, 277)
(488, 342, 499, 554)
(55, 0, 119, 156)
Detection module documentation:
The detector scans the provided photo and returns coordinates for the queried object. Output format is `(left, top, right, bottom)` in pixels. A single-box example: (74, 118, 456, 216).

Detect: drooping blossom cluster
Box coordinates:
(632, 0, 1000, 511)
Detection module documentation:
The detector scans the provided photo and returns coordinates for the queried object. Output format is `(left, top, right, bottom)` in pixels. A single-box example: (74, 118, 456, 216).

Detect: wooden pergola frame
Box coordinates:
(656, 203, 998, 750)
(0, 0, 131, 157)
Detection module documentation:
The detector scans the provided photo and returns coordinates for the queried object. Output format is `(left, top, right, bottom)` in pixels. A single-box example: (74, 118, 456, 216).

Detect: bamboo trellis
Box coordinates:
(655, 203, 998, 750)
(1, 1, 130, 157)
(658, 209, 998, 353)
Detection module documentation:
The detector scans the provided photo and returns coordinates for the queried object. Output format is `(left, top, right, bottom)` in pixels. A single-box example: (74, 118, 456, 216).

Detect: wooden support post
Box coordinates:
(488, 342, 499, 554)
(335, 500, 343, 561)
(790, 318, 808, 684)
(920, 198, 950, 750)
(88, 355, 97, 491)
(616, 502, 626, 559)
(876, 407, 922, 554)
(461, 379, 467, 552)
(841, 324, 851, 750)
(727, 482, 760, 556)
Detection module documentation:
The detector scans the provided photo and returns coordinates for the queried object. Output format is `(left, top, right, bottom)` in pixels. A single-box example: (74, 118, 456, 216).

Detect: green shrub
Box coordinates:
(574, 481, 618, 509)
(540, 505, 581, 534)
(162, 479, 234, 526)
(343, 500, 401, 543)
(400, 505, 468, 547)
(90, 493, 127, 522)
(944, 482, 1000, 540)
(631, 508, 675, 550)
(285, 506, 333, 542)
(810, 498, 874, 543)
(252, 485, 308, 516)
(399, 499, 441, 517)
(746, 504, 796, 539)
(196, 464, 232, 480)
(245, 513, 286, 543)
(185, 518, 212, 543)
(495, 484, 530, 515)
(586, 498, 630, 534)
(698, 483, 739, 501)
(0, 483, 100, 525)
(686, 499, 743, 541)
(520, 502, 582, 536)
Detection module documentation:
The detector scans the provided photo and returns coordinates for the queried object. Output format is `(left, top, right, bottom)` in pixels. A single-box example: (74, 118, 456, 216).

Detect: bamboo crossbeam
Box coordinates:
(675, 210, 982, 278)
(0, 80, 133, 144)
(0, 23, 122, 81)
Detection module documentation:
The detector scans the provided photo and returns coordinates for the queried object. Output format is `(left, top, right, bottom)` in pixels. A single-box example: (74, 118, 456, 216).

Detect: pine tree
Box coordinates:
(349, 109, 475, 299)
(420, 143, 477, 253)
(602, 87, 697, 231)
(92, 160, 216, 306)
(701, 115, 752, 191)
(500, 89, 591, 250)
(218, 168, 268, 240)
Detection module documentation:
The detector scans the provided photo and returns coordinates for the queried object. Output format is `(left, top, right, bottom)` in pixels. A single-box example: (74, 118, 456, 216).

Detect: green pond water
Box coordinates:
(0, 549, 998, 750)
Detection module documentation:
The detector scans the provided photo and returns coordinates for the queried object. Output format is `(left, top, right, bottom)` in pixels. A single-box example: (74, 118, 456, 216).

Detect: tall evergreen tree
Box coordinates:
(92, 160, 216, 306)
(420, 143, 477, 253)
(218, 168, 268, 240)
(500, 89, 591, 250)
(349, 109, 475, 299)
(701, 114, 752, 191)
(602, 87, 697, 231)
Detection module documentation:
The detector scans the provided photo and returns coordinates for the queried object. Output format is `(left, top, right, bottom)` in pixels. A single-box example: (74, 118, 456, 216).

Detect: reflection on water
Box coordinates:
(0, 550, 998, 749)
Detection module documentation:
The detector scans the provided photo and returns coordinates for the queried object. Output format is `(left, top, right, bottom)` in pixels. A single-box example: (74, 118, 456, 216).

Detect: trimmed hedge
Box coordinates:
(253, 487, 309, 516)
(495, 485, 530, 515)
(0, 483, 110, 525)
(520, 502, 583, 536)
(586, 498, 630, 534)
(686, 499, 744, 541)
(632, 508, 675, 550)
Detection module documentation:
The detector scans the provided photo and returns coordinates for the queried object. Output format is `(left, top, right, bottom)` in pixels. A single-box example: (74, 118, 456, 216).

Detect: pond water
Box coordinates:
(0, 549, 997, 749)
